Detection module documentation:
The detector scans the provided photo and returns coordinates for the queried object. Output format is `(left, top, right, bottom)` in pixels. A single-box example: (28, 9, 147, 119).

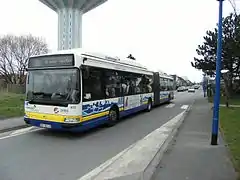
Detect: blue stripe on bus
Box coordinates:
(120, 104, 148, 118)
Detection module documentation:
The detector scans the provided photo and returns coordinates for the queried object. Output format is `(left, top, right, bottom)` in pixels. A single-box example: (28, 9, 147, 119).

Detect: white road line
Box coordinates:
(165, 103, 175, 108)
(78, 111, 186, 180)
(10, 127, 34, 136)
(0, 127, 41, 140)
(181, 105, 189, 110)
(78, 144, 135, 180)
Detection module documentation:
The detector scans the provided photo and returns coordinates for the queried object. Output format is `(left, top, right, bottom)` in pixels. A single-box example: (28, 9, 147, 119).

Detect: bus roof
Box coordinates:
(158, 71, 174, 80)
(30, 48, 153, 74)
(29, 49, 173, 79)
(30, 48, 85, 58)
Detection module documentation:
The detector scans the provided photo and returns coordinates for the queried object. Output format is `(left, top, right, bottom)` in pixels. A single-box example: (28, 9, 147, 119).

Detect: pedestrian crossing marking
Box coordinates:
(165, 103, 175, 108)
(181, 105, 189, 110)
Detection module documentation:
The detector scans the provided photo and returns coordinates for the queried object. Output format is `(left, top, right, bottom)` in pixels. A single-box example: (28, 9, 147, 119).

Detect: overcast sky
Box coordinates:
(0, 0, 237, 82)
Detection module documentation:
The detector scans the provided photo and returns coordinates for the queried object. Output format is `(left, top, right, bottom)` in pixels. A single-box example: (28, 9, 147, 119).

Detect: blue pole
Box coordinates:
(211, 0, 224, 145)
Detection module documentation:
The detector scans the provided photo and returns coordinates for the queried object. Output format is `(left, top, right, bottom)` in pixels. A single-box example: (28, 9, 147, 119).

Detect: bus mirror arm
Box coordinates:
(83, 57, 87, 63)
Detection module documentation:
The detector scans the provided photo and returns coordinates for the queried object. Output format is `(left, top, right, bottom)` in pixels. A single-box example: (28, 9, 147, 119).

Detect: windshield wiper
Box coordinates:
(33, 92, 46, 96)
(28, 99, 37, 104)
(28, 99, 68, 107)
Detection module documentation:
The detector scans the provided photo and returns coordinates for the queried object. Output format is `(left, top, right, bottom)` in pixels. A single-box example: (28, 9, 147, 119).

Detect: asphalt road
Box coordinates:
(0, 89, 202, 180)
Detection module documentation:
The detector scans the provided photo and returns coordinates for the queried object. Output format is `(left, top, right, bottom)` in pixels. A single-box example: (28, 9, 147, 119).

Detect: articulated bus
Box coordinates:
(24, 49, 174, 131)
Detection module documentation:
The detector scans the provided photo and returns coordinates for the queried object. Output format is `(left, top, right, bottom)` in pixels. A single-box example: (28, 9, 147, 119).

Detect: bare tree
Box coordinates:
(0, 34, 48, 84)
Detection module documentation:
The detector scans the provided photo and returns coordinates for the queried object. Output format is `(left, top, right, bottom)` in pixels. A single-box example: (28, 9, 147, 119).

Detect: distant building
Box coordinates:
(170, 74, 192, 89)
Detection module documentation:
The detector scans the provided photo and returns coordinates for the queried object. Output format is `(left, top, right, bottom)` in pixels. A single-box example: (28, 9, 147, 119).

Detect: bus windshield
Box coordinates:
(26, 68, 80, 106)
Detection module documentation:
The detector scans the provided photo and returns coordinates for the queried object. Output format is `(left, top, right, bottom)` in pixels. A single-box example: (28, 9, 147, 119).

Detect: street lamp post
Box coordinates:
(211, 0, 224, 145)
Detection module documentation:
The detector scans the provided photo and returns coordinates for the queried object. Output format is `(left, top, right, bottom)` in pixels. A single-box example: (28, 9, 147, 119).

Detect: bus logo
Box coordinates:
(54, 107, 59, 114)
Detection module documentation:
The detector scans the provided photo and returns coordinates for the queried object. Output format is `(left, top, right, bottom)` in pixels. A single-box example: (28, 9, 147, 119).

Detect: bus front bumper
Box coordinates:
(24, 117, 83, 132)
(24, 115, 109, 132)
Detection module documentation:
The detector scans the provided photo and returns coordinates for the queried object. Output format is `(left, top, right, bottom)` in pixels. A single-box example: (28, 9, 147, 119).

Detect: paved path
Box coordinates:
(152, 96, 237, 180)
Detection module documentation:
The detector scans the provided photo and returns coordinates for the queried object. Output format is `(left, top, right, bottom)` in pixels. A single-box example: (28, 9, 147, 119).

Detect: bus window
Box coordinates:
(168, 79, 174, 90)
(135, 74, 142, 94)
(122, 74, 136, 96)
(160, 77, 169, 91)
(104, 70, 121, 98)
(140, 75, 152, 93)
(83, 67, 104, 102)
(164, 78, 168, 91)
(145, 75, 153, 93)
(160, 77, 164, 91)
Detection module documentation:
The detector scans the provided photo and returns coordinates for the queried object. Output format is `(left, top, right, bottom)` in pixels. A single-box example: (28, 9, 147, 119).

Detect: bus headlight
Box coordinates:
(64, 118, 80, 123)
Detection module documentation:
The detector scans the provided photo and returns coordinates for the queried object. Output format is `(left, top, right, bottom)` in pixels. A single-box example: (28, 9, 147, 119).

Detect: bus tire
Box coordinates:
(107, 107, 119, 127)
(167, 95, 171, 103)
(146, 99, 152, 112)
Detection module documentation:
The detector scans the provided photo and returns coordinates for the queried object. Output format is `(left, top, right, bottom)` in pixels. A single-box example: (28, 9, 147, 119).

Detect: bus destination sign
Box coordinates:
(28, 54, 74, 68)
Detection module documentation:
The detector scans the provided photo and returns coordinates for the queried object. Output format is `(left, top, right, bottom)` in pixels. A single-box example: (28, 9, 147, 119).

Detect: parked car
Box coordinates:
(177, 86, 185, 92)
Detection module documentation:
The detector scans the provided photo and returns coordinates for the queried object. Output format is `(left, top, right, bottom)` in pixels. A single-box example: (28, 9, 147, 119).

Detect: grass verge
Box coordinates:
(220, 107, 240, 179)
(208, 96, 240, 105)
(0, 93, 25, 119)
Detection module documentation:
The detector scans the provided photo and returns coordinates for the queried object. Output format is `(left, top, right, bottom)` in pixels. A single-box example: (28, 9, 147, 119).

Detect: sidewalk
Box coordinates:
(152, 97, 238, 180)
(0, 116, 28, 133)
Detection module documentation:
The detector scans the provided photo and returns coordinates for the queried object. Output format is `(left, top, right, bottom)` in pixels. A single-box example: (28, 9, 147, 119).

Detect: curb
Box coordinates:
(79, 102, 195, 180)
(209, 103, 240, 108)
(0, 124, 30, 134)
(148, 101, 194, 180)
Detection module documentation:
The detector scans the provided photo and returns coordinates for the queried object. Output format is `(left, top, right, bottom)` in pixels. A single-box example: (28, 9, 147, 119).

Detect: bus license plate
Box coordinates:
(40, 123, 51, 128)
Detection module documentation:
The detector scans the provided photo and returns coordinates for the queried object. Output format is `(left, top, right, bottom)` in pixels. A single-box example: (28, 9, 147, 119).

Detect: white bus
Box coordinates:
(24, 49, 174, 131)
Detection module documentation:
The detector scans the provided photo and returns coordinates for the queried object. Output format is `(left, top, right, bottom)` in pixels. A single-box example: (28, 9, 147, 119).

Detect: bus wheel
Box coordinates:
(146, 99, 152, 112)
(107, 108, 119, 126)
(168, 95, 172, 103)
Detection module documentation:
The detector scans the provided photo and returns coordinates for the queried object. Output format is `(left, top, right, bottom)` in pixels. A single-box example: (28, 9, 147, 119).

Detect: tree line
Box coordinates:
(0, 34, 48, 85)
(191, 13, 240, 95)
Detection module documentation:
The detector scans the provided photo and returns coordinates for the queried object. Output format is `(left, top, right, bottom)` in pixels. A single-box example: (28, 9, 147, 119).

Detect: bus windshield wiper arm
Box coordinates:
(33, 92, 45, 95)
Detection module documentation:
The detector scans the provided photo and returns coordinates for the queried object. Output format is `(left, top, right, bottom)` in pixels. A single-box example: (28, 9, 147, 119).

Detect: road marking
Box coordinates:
(10, 127, 34, 136)
(165, 103, 175, 108)
(0, 127, 41, 140)
(78, 144, 135, 180)
(78, 111, 186, 180)
(181, 105, 189, 110)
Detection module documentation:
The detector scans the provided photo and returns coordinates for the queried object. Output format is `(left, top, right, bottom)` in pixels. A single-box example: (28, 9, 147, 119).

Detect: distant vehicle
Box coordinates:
(188, 86, 195, 93)
(24, 49, 174, 132)
(177, 86, 185, 92)
(194, 85, 200, 89)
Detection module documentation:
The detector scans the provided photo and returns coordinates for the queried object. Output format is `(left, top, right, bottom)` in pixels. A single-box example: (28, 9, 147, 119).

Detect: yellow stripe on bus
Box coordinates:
(25, 112, 81, 123)
(82, 107, 124, 122)
(142, 101, 148, 105)
(26, 106, 125, 123)
(82, 111, 108, 122)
